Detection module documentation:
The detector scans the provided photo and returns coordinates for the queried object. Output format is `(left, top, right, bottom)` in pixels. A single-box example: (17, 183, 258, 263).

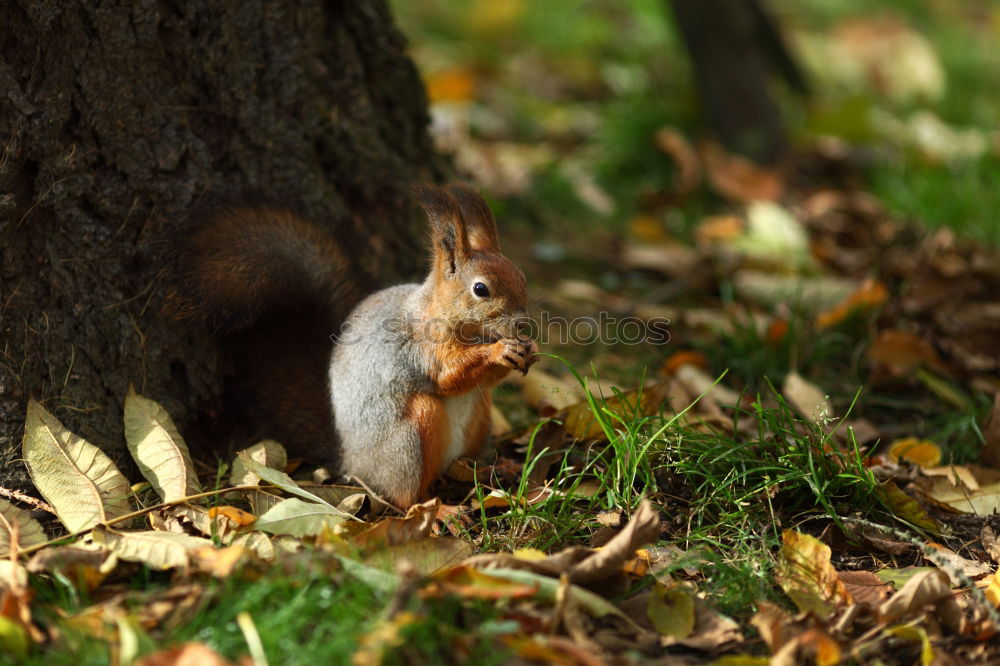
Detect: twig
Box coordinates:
(0, 486, 55, 515)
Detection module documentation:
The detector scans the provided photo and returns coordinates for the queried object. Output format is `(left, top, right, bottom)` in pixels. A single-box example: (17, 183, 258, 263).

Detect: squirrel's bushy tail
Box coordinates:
(166, 206, 366, 333)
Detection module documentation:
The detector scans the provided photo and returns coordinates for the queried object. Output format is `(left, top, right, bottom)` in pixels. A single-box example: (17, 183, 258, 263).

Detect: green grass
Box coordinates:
(19, 557, 509, 666)
(868, 155, 1000, 247)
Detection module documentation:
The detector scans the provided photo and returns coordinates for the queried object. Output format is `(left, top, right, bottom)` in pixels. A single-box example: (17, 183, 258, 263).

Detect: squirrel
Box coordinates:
(167, 183, 536, 507)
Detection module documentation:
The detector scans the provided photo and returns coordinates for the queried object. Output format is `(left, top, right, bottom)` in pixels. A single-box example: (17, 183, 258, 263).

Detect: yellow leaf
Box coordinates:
(124, 386, 202, 501)
(887, 438, 942, 468)
(775, 530, 851, 618)
(208, 506, 256, 527)
(878, 481, 941, 532)
(22, 399, 132, 532)
(647, 582, 695, 638)
(425, 68, 475, 103)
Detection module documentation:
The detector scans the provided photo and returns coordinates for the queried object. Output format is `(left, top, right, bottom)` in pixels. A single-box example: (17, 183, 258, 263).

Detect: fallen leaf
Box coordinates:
(253, 498, 347, 538)
(751, 601, 794, 653)
(21, 399, 131, 532)
(837, 570, 891, 607)
(137, 642, 239, 666)
(647, 582, 695, 638)
(92, 527, 212, 571)
(661, 350, 708, 376)
(775, 530, 851, 618)
(124, 387, 202, 501)
(515, 369, 582, 416)
(0, 499, 46, 557)
(884, 623, 934, 666)
(879, 568, 951, 624)
(353, 498, 438, 548)
(783, 372, 833, 425)
(695, 215, 744, 246)
(815, 277, 888, 329)
(425, 67, 475, 103)
(651, 128, 701, 202)
(771, 628, 841, 666)
(207, 506, 256, 527)
(733, 271, 857, 311)
(867, 330, 945, 373)
(26, 545, 114, 592)
(236, 454, 354, 520)
(364, 536, 473, 575)
(230, 440, 287, 487)
(191, 545, 250, 578)
(701, 141, 784, 202)
(887, 438, 942, 468)
(733, 201, 814, 272)
(924, 542, 992, 583)
(875, 567, 941, 589)
(877, 481, 941, 532)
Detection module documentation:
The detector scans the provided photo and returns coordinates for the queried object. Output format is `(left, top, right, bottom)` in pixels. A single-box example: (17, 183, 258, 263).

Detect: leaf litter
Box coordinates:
(8, 4, 1000, 663)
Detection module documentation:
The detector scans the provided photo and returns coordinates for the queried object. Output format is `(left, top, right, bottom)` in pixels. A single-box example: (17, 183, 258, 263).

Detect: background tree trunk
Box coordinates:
(669, 0, 807, 165)
(0, 0, 443, 491)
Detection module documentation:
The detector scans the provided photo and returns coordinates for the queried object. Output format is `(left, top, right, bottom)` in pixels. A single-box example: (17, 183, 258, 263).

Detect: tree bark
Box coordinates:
(669, 0, 806, 165)
(0, 0, 442, 490)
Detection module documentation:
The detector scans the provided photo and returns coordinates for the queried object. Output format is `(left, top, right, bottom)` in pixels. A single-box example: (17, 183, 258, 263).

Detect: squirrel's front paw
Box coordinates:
(497, 338, 537, 375)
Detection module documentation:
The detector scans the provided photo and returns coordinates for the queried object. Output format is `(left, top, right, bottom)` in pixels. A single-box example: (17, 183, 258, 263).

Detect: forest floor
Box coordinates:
(5, 1, 1000, 665)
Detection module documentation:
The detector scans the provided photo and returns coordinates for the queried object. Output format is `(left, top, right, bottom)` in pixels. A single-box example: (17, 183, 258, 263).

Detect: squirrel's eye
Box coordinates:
(472, 282, 490, 298)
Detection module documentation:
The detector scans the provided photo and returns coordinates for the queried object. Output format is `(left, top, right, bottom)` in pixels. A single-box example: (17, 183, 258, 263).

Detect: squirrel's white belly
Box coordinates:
(442, 392, 478, 472)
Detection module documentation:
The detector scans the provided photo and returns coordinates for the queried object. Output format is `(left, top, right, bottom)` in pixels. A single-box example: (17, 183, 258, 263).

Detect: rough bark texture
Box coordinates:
(670, 0, 806, 165)
(0, 0, 442, 491)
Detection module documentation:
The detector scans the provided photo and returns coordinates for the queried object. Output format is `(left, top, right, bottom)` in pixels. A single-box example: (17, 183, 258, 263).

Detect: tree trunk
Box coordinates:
(0, 0, 443, 491)
(669, 0, 806, 165)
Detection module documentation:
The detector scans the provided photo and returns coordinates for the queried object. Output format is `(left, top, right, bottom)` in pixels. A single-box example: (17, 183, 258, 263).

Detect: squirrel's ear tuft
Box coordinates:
(412, 183, 470, 275)
(446, 183, 500, 252)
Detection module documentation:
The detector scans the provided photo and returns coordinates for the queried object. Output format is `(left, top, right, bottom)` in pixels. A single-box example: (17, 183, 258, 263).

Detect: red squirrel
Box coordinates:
(168, 184, 536, 507)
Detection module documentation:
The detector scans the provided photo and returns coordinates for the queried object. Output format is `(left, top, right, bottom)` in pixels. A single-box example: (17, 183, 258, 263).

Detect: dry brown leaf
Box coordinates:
(771, 629, 842, 666)
(515, 368, 583, 416)
(879, 568, 949, 621)
(983, 526, 1000, 564)
(568, 501, 660, 584)
(695, 215, 744, 246)
(364, 536, 473, 576)
(652, 127, 701, 202)
(923, 465, 979, 491)
(701, 141, 784, 202)
(353, 498, 438, 548)
(837, 570, 891, 607)
(137, 641, 242, 666)
(191, 545, 251, 578)
(775, 530, 851, 618)
(751, 601, 794, 653)
(26, 545, 114, 592)
(815, 277, 888, 330)
(621, 242, 701, 278)
(924, 542, 992, 583)
(867, 330, 946, 373)
(783, 372, 833, 425)
(0, 499, 46, 557)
